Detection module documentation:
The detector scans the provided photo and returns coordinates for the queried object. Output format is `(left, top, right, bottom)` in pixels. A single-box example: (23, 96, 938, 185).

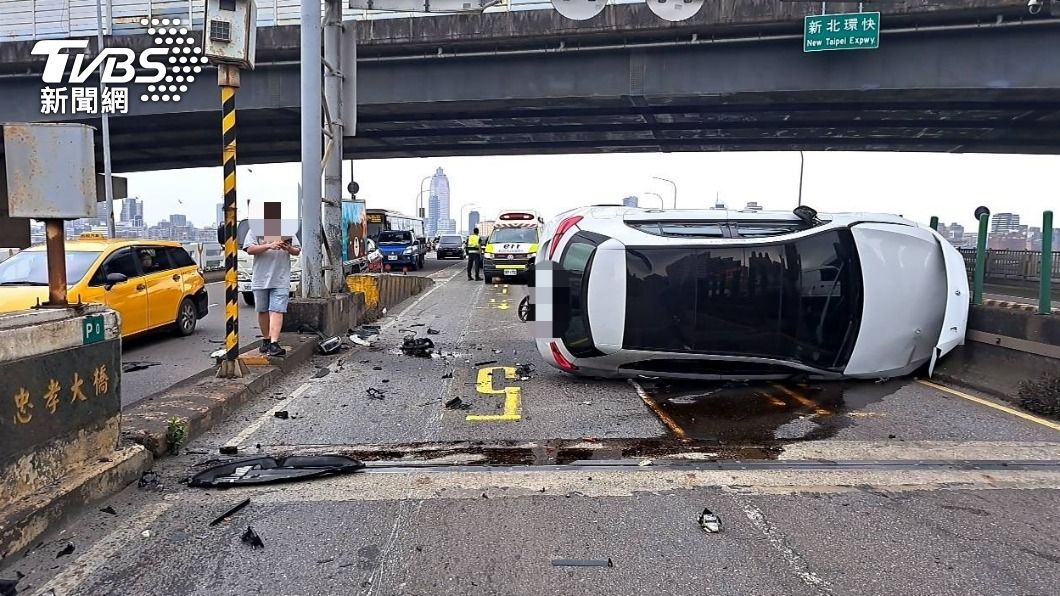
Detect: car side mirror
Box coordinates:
(104, 272, 128, 290)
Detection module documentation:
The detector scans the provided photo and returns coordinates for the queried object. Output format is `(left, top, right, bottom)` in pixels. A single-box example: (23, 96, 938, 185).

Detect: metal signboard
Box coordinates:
(804, 12, 880, 53)
(3, 123, 96, 219)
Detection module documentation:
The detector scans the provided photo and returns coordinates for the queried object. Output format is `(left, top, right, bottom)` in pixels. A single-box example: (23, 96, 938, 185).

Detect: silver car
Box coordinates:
(531, 206, 969, 381)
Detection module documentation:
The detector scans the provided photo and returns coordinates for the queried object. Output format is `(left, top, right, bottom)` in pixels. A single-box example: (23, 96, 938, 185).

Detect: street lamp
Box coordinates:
(652, 176, 677, 209)
(643, 192, 665, 209)
(416, 175, 431, 218)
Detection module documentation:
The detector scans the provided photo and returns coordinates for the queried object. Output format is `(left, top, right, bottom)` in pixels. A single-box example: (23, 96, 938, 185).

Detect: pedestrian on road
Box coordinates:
(243, 204, 301, 357)
(466, 227, 483, 281)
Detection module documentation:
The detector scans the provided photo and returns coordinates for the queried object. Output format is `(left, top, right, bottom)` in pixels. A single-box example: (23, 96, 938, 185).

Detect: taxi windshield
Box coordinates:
(0, 250, 101, 286)
(490, 227, 537, 244)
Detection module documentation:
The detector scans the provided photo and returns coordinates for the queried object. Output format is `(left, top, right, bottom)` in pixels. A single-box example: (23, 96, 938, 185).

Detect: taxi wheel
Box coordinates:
(173, 298, 197, 336)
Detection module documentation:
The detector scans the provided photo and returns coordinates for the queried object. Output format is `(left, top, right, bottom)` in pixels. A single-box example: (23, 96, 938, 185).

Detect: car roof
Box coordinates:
(25, 237, 185, 252)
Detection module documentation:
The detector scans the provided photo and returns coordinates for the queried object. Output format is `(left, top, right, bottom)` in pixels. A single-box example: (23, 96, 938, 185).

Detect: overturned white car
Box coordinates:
(530, 206, 969, 381)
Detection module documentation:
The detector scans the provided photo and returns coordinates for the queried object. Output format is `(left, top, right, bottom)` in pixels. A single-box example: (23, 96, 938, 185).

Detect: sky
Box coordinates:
(124, 151, 1060, 233)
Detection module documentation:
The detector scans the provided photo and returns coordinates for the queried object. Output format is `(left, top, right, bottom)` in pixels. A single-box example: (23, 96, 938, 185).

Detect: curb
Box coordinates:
(0, 445, 152, 562)
(121, 332, 319, 457)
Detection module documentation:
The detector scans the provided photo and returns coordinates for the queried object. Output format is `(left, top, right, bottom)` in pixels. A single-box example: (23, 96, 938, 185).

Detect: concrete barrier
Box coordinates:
(346, 273, 433, 318)
(0, 306, 150, 561)
(935, 306, 1059, 416)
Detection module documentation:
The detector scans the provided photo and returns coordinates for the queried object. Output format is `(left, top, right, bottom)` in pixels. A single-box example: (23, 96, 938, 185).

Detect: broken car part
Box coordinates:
(274, 411, 290, 419)
(444, 397, 471, 410)
(366, 387, 386, 400)
(189, 455, 365, 488)
(698, 508, 722, 533)
(241, 526, 265, 549)
(56, 543, 74, 558)
(210, 498, 252, 526)
(401, 336, 435, 358)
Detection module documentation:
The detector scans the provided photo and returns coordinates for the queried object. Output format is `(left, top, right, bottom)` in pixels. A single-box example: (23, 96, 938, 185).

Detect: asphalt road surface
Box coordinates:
(8, 259, 1060, 595)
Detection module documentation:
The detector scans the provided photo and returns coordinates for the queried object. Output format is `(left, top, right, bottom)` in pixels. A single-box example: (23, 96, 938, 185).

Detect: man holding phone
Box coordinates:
(243, 202, 301, 357)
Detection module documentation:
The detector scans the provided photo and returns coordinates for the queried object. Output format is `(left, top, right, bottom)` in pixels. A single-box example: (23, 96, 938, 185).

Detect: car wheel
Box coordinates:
(483, 274, 492, 284)
(173, 298, 197, 336)
(242, 291, 255, 306)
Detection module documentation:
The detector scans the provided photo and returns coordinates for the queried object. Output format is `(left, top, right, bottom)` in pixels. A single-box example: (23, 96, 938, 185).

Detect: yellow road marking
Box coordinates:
(628, 380, 690, 442)
(917, 379, 1060, 432)
(758, 391, 788, 408)
(467, 367, 522, 422)
(772, 384, 832, 416)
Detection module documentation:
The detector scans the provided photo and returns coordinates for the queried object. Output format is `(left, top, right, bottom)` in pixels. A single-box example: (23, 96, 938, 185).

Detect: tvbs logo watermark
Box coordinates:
(32, 17, 209, 116)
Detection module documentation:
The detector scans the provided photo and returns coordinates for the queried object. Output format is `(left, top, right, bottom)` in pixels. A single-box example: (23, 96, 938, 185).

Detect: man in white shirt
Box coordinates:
(242, 204, 301, 356)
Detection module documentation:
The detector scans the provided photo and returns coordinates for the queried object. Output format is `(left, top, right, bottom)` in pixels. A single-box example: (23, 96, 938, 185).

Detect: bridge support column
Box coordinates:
(323, 0, 344, 293)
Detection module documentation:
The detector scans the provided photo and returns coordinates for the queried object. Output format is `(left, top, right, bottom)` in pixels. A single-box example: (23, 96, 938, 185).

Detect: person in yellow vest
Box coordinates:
(466, 228, 483, 281)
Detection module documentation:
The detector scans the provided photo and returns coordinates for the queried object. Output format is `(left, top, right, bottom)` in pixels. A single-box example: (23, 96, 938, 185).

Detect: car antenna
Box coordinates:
(793, 205, 820, 225)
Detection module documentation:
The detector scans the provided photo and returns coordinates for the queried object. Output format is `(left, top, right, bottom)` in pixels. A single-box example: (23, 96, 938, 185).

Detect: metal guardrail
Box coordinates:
(957, 248, 1060, 284)
(0, 0, 640, 42)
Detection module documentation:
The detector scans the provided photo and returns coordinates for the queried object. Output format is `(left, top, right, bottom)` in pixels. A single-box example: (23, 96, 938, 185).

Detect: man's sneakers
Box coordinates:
(259, 339, 287, 357)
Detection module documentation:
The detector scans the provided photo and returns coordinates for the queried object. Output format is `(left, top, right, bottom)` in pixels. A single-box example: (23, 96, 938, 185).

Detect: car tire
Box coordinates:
(173, 298, 197, 336)
(483, 274, 492, 284)
(242, 291, 255, 306)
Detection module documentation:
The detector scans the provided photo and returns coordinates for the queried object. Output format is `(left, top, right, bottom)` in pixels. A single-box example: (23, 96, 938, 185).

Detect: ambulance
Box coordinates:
(482, 210, 543, 283)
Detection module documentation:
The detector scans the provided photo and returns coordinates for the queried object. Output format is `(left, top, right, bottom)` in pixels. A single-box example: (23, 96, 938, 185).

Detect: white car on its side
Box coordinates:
(531, 206, 969, 381)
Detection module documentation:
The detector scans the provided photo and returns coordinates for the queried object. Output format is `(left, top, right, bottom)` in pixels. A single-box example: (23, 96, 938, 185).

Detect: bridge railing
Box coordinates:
(1, 0, 640, 42)
(957, 248, 1060, 285)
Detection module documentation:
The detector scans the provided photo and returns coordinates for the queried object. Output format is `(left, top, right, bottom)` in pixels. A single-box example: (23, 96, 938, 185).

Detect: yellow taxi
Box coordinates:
(0, 234, 208, 337)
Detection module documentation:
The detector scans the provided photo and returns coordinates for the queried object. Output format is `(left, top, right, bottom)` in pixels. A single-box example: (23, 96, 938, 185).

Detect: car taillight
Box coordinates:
(549, 341, 577, 372)
(548, 215, 583, 259)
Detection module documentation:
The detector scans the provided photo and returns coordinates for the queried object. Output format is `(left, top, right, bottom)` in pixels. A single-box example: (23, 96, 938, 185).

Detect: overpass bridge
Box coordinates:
(1, 1, 1059, 171)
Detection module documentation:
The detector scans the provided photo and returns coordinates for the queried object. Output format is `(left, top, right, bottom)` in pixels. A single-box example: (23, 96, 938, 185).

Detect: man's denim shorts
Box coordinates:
(253, 288, 290, 313)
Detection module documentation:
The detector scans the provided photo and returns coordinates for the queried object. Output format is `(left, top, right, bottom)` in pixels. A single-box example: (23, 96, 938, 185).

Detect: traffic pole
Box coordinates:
(217, 64, 247, 378)
(1040, 210, 1053, 315)
(973, 212, 989, 306)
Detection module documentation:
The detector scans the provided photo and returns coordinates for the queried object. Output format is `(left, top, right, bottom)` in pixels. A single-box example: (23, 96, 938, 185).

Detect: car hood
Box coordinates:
(843, 223, 948, 376)
(0, 286, 50, 313)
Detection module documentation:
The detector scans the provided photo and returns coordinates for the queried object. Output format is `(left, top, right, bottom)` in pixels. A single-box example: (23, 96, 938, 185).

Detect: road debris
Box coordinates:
(99, 506, 117, 515)
(56, 543, 74, 558)
(551, 558, 613, 568)
(698, 508, 722, 533)
(401, 336, 435, 358)
(515, 363, 534, 380)
(274, 411, 290, 419)
(349, 325, 381, 347)
(366, 387, 386, 400)
(122, 361, 161, 373)
(637, 459, 654, 467)
(141, 530, 151, 539)
(427, 327, 441, 335)
(241, 526, 265, 549)
(209, 498, 252, 526)
(372, 366, 383, 371)
(189, 455, 365, 487)
(444, 397, 471, 410)
(138, 470, 164, 491)
(0, 571, 23, 596)
(442, 371, 453, 379)
(474, 360, 498, 367)
(219, 445, 239, 455)
(313, 367, 331, 378)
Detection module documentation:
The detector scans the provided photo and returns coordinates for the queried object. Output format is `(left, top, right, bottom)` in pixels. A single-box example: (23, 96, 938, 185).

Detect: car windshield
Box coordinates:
(440, 235, 463, 244)
(623, 229, 863, 371)
(489, 227, 537, 244)
(0, 250, 101, 286)
(377, 231, 413, 243)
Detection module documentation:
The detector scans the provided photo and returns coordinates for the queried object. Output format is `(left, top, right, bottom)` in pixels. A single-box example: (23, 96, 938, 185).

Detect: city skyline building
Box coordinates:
(468, 210, 480, 234)
(426, 167, 452, 236)
(622, 196, 639, 208)
(991, 212, 1021, 234)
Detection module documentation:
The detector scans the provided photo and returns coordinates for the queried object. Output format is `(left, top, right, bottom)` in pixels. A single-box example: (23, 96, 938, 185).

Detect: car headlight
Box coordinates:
(403, 247, 414, 254)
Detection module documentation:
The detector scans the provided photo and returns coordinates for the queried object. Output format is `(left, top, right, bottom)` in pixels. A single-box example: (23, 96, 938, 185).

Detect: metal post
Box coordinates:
(322, 0, 343, 291)
(652, 176, 677, 209)
(95, 0, 115, 238)
(44, 220, 67, 306)
(300, 0, 324, 298)
(1041, 210, 1054, 314)
(217, 65, 247, 379)
(973, 212, 989, 306)
(797, 151, 804, 207)
(929, 216, 939, 231)
(418, 175, 431, 218)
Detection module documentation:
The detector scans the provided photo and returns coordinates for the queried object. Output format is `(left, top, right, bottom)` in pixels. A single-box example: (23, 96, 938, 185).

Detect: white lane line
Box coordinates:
(380, 268, 463, 331)
(741, 503, 833, 595)
(32, 501, 175, 596)
(223, 381, 313, 449)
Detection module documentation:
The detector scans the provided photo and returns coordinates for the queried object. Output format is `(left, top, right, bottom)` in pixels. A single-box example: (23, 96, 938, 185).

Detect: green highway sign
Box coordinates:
(804, 12, 880, 53)
(83, 314, 104, 345)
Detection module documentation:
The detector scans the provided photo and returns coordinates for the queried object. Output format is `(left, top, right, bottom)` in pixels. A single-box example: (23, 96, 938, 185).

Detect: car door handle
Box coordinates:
(136, 283, 146, 291)
(172, 274, 180, 281)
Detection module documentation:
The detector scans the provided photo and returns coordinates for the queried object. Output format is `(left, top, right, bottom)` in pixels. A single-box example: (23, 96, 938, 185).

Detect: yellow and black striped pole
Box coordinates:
(217, 66, 247, 378)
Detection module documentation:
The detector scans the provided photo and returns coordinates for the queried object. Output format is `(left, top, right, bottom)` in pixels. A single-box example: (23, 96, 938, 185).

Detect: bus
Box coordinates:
(482, 210, 544, 283)
(366, 209, 429, 270)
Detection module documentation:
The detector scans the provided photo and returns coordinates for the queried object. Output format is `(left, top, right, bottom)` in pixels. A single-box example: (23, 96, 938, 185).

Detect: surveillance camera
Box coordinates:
(1028, 0, 1043, 14)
